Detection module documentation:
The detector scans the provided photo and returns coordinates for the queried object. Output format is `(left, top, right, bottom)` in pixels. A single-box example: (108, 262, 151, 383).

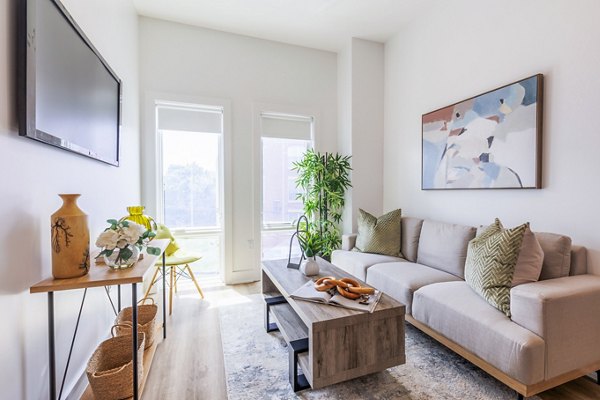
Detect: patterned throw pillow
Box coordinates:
(355, 209, 402, 257)
(465, 218, 527, 317)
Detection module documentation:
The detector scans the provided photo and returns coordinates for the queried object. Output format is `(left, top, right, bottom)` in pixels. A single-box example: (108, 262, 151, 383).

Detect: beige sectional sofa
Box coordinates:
(331, 217, 600, 399)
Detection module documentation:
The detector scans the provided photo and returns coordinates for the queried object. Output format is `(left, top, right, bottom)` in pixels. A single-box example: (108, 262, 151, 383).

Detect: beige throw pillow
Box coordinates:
(512, 227, 544, 286)
(477, 224, 544, 287)
(355, 209, 402, 257)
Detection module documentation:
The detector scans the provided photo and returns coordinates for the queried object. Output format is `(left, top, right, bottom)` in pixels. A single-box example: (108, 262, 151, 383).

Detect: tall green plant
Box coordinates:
(293, 149, 352, 257)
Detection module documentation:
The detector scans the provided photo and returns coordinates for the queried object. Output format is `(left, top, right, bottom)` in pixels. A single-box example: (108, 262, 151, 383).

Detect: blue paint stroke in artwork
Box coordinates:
(473, 85, 520, 121)
(481, 162, 501, 180)
(473, 89, 505, 117)
(520, 76, 538, 106)
(450, 109, 479, 130)
(423, 139, 445, 188)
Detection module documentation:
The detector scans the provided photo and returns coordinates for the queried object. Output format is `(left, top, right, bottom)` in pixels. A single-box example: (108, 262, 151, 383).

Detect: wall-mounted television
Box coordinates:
(18, 0, 122, 166)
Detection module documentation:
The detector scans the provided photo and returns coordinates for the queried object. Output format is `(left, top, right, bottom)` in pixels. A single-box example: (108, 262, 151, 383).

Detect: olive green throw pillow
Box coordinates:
(465, 219, 527, 317)
(355, 209, 402, 257)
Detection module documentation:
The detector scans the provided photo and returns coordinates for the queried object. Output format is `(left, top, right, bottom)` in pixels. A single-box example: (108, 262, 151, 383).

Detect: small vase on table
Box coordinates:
(300, 256, 319, 276)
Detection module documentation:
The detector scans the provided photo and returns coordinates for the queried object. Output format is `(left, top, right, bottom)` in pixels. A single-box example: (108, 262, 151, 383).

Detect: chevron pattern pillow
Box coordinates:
(465, 218, 527, 317)
(354, 209, 402, 257)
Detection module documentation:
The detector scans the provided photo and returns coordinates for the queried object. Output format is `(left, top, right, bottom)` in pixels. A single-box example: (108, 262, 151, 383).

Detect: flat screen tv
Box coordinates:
(18, 0, 122, 166)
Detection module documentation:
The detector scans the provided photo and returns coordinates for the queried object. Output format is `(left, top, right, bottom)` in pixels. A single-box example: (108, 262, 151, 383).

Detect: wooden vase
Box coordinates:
(51, 194, 90, 279)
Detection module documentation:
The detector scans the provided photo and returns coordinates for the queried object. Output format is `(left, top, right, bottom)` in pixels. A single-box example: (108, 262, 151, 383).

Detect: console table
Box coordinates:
(262, 258, 406, 391)
(30, 238, 169, 400)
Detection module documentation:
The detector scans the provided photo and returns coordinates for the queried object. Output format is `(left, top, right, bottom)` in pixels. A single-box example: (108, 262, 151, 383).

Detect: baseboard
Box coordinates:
(226, 269, 260, 284)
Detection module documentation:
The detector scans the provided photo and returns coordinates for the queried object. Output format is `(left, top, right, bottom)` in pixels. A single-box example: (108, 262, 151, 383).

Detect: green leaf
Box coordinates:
(146, 246, 161, 256)
(120, 247, 133, 260)
(98, 249, 114, 257)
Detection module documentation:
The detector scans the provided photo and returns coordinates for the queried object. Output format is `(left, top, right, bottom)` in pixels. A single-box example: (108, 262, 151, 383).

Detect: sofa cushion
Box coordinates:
(401, 217, 424, 262)
(355, 209, 402, 257)
(412, 281, 546, 385)
(536, 232, 572, 280)
(465, 219, 528, 316)
(330, 249, 404, 281)
(416, 220, 476, 278)
(366, 262, 461, 315)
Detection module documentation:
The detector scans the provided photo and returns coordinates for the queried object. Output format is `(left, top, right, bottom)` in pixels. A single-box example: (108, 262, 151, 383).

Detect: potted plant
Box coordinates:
(95, 219, 161, 269)
(297, 229, 323, 276)
(293, 150, 352, 259)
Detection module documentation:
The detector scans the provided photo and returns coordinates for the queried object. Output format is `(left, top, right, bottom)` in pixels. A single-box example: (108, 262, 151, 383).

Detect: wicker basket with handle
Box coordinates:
(114, 297, 158, 349)
(86, 324, 145, 400)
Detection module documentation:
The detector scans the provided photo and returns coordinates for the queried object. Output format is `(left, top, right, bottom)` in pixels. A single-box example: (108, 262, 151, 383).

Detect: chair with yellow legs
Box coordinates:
(142, 224, 204, 315)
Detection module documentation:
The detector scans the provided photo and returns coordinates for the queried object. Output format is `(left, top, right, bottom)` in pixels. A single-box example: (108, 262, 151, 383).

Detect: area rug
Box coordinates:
(219, 294, 540, 400)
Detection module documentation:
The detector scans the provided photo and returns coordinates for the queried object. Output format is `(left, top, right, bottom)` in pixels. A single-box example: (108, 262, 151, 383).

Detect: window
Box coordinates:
(260, 112, 313, 260)
(156, 102, 224, 275)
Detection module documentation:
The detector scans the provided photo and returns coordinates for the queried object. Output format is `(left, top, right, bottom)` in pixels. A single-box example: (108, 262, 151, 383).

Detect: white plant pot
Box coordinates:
(300, 256, 319, 276)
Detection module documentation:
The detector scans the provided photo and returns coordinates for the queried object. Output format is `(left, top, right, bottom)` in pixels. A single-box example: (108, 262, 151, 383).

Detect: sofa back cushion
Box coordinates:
(401, 217, 424, 262)
(536, 232, 572, 280)
(417, 220, 476, 278)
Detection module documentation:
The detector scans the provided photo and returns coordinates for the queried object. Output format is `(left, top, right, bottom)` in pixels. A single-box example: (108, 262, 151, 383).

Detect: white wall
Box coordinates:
(139, 18, 338, 283)
(337, 41, 352, 234)
(350, 38, 384, 230)
(0, 0, 140, 398)
(384, 0, 600, 274)
(338, 38, 384, 233)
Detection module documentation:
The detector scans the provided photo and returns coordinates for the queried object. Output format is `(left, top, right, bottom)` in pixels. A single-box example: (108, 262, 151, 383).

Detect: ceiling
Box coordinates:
(132, 0, 437, 52)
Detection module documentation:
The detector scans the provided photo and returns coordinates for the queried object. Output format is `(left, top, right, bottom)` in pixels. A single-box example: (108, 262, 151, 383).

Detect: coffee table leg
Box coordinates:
(264, 296, 286, 332)
(289, 338, 310, 392)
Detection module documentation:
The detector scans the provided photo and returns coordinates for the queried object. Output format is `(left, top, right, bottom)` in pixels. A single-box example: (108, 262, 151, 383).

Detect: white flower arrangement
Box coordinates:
(96, 219, 160, 265)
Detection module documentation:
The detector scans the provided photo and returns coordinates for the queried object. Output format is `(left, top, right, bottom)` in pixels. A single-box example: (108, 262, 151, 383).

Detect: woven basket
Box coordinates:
(115, 298, 158, 349)
(86, 325, 145, 400)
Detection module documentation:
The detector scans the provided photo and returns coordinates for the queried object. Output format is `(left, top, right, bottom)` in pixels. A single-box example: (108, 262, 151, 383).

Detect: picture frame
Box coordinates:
(421, 74, 543, 190)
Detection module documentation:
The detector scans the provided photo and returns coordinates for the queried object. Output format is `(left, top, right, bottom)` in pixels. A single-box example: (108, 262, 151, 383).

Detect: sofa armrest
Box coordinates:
(511, 275, 600, 379)
(341, 233, 357, 251)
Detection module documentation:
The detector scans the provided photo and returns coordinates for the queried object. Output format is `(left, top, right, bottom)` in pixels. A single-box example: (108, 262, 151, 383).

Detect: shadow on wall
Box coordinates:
(1, 0, 18, 133)
(0, 207, 43, 294)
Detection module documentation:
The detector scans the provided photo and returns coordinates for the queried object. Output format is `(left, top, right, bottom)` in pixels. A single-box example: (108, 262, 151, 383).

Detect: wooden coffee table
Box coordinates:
(262, 257, 406, 391)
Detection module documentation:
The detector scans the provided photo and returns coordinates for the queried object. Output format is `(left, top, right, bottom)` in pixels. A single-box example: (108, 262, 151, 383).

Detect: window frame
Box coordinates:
(256, 108, 315, 261)
(155, 101, 225, 235)
(144, 92, 232, 282)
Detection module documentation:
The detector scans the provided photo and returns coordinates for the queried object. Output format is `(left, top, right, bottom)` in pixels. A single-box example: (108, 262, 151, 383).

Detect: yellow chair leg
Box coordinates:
(185, 264, 205, 299)
(174, 269, 178, 293)
(142, 266, 161, 302)
(169, 266, 174, 315)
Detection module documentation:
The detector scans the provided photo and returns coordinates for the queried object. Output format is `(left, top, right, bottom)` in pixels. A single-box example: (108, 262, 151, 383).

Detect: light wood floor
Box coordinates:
(141, 276, 600, 400)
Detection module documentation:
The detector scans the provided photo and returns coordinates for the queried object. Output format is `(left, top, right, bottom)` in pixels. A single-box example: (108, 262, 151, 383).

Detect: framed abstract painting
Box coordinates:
(422, 74, 543, 190)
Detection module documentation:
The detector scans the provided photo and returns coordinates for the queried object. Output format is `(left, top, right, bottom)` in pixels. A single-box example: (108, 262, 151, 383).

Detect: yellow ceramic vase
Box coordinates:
(121, 206, 157, 232)
(51, 194, 90, 279)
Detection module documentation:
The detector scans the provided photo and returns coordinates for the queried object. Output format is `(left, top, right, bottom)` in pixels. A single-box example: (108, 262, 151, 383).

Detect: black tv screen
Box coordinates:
(18, 0, 121, 166)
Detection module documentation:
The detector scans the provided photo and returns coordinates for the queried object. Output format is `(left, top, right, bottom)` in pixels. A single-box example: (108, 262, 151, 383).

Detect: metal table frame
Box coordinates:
(44, 252, 167, 400)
